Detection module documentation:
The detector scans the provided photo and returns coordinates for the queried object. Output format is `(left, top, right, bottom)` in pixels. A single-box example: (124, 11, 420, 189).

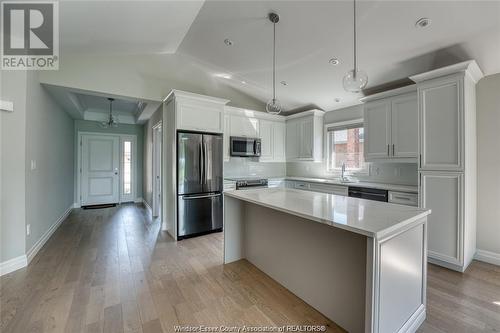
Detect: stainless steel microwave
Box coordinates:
(230, 136, 261, 157)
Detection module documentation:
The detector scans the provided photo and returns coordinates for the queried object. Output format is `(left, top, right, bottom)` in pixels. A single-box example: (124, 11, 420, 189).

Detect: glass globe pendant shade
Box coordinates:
(343, 69, 368, 93)
(266, 98, 282, 115)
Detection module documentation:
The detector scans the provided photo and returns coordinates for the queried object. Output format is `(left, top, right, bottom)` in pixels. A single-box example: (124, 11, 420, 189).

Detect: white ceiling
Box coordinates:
(59, 0, 205, 55)
(54, 0, 500, 115)
(178, 0, 500, 112)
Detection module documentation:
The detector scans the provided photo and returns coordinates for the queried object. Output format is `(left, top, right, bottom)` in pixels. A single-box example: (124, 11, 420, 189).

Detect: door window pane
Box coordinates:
(123, 141, 132, 195)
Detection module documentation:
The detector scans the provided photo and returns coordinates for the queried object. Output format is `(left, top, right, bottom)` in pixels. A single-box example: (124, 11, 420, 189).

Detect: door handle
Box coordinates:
(199, 143, 203, 184)
(182, 193, 221, 200)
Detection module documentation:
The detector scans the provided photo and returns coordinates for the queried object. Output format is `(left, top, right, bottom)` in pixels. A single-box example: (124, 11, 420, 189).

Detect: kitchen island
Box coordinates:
(224, 188, 430, 333)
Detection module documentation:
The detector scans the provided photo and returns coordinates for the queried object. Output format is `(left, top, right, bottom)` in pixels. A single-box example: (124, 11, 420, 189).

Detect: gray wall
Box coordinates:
(25, 72, 75, 252)
(143, 106, 163, 207)
(476, 73, 500, 255)
(0, 71, 28, 262)
(74, 120, 144, 203)
(287, 105, 419, 186)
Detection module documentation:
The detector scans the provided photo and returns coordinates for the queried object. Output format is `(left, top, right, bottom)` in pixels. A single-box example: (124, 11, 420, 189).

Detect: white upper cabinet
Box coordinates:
(391, 94, 418, 158)
(223, 114, 230, 162)
(362, 86, 418, 162)
(364, 100, 391, 159)
(417, 75, 463, 171)
(224, 106, 286, 162)
(273, 122, 286, 162)
(171, 90, 229, 133)
(259, 120, 274, 161)
(285, 110, 324, 162)
(230, 115, 259, 137)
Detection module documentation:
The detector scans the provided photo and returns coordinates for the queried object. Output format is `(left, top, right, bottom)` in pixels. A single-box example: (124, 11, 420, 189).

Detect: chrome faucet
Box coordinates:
(341, 161, 346, 181)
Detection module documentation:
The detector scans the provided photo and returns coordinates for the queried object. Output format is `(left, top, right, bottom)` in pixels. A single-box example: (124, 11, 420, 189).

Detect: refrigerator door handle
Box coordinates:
(199, 142, 204, 185)
(182, 193, 221, 200)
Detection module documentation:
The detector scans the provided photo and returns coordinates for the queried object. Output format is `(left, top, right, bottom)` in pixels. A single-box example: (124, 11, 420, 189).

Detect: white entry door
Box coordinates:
(81, 134, 120, 206)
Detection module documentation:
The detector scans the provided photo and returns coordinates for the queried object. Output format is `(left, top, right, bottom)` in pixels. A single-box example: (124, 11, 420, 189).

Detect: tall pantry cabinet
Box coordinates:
(410, 60, 483, 272)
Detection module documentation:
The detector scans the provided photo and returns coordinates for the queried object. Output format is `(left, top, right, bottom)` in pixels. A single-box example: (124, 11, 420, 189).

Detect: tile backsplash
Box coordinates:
(224, 157, 417, 186)
(224, 158, 286, 178)
(286, 161, 418, 185)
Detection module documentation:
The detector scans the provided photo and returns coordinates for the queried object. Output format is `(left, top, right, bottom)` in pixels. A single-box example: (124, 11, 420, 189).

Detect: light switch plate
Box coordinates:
(0, 100, 14, 112)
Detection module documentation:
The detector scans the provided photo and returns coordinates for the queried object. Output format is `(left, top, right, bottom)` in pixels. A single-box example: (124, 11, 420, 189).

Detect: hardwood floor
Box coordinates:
(1, 204, 499, 333)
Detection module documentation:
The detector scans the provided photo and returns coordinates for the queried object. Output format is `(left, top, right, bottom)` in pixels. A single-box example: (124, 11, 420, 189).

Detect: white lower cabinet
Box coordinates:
(420, 171, 464, 269)
(288, 180, 348, 196)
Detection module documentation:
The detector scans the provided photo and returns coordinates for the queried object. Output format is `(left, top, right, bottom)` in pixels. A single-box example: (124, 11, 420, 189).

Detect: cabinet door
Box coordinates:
(391, 94, 418, 158)
(259, 120, 274, 161)
(230, 115, 259, 137)
(420, 171, 463, 267)
(419, 75, 463, 170)
(364, 100, 391, 160)
(286, 120, 299, 160)
(223, 114, 230, 162)
(299, 117, 314, 159)
(177, 101, 223, 133)
(273, 122, 286, 162)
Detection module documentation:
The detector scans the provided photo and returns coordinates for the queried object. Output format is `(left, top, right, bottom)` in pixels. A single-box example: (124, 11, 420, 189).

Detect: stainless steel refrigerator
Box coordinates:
(177, 131, 223, 239)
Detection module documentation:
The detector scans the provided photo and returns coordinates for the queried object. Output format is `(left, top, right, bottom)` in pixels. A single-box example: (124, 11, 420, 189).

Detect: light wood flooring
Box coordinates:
(1, 204, 499, 333)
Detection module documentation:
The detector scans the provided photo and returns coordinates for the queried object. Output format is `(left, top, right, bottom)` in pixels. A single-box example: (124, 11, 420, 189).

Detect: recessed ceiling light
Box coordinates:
(415, 18, 431, 28)
(334, 98, 341, 103)
(280, 81, 288, 86)
(224, 38, 233, 46)
(241, 81, 247, 84)
(329, 58, 340, 65)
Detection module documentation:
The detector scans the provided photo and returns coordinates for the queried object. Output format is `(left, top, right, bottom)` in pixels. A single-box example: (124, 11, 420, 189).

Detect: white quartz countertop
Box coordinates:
(274, 176, 419, 193)
(224, 188, 430, 239)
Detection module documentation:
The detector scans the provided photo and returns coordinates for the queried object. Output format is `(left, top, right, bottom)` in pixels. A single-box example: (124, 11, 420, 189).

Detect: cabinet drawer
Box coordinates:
(309, 183, 348, 196)
(294, 181, 311, 190)
(388, 191, 418, 206)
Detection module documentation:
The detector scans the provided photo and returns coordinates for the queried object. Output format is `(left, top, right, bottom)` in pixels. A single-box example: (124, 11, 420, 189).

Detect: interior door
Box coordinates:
(81, 134, 120, 205)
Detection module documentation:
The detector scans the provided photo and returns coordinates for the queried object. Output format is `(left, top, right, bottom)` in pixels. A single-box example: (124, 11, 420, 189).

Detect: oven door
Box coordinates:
(230, 137, 261, 157)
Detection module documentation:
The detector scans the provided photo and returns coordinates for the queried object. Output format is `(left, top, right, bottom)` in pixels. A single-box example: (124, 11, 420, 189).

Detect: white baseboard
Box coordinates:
(0, 255, 28, 276)
(475, 249, 500, 266)
(26, 204, 73, 264)
(142, 198, 152, 216)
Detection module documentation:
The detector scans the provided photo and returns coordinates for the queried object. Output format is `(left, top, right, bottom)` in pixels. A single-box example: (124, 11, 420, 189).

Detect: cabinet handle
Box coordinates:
(392, 144, 395, 156)
(419, 154, 422, 168)
(393, 196, 411, 201)
(387, 144, 390, 156)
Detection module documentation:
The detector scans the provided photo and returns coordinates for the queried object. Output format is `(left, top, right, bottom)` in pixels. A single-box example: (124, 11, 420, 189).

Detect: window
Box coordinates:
(326, 122, 367, 173)
(123, 141, 132, 195)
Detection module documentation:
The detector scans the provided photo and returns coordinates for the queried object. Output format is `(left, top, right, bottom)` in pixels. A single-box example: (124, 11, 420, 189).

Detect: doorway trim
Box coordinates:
(152, 121, 162, 217)
(77, 131, 138, 207)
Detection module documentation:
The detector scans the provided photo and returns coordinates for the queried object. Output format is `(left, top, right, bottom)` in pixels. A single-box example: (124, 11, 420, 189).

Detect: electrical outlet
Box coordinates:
(30, 160, 36, 170)
(26, 224, 31, 236)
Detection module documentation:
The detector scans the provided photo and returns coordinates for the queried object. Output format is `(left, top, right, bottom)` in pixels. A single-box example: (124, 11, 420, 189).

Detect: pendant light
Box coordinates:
(266, 12, 282, 115)
(101, 98, 118, 128)
(343, 0, 368, 93)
